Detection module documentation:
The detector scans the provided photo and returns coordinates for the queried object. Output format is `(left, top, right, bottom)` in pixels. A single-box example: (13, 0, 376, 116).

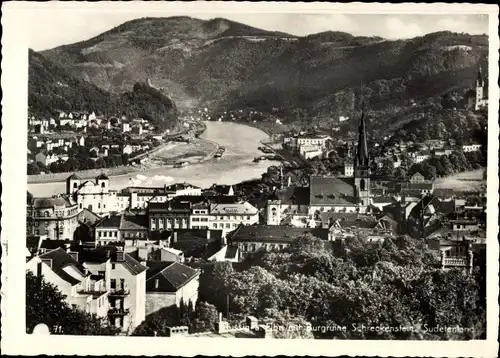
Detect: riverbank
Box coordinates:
(28, 121, 274, 197)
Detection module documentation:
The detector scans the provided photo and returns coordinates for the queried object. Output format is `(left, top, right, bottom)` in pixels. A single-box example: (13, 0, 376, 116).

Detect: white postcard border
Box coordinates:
(1, 2, 498, 356)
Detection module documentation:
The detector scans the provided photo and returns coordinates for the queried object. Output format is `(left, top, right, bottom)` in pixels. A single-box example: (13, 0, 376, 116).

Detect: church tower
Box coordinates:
(354, 111, 370, 207)
(475, 66, 485, 111)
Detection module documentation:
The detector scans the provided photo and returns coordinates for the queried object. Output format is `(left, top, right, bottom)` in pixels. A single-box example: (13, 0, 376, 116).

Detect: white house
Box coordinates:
(26, 248, 109, 318)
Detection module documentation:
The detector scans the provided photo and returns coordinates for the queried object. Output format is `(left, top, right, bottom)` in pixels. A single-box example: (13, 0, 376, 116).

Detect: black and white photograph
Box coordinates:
(1, 2, 499, 356)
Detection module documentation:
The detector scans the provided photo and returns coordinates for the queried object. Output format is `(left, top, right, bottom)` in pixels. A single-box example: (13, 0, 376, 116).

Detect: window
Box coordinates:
(213, 223, 217, 229)
(114, 231, 118, 237)
(226, 223, 230, 229)
(101, 182, 105, 188)
(111, 279, 116, 289)
(112, 263, 116, 270)
(120, 278, 125, 289)
(104, 231, 108, 237)
(247, 216, 251, 220)
(79, 203, 83, 209)
(73, 182, 78, 189)
(98, 203, 101, 209)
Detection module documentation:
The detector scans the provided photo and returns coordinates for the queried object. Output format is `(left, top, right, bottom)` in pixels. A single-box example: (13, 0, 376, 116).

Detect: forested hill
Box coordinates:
(28, 49, 178, 130)
(39, 16, 488, 119)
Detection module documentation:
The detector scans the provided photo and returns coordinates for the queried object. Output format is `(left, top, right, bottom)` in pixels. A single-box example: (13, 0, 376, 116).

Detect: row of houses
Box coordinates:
(26, 240, 200, 334)
(29, 112, 155, 135)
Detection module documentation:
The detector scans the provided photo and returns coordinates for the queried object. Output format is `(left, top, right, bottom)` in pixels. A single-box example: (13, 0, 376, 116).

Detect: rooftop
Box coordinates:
(274, 186, 310, 206)
(230, 224, 330, 243)
(309, 176, 356, 206)
(146, 261, 199, 292)
(38, 248, 85, 286)
(32, 196, 75, 209)
(210, 202, 258, 215)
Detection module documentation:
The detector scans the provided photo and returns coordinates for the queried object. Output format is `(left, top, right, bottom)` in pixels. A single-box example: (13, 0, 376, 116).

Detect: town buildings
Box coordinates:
(148, 196, 259, 236)
(78, 246, 147, 332)
(283, 134, 331, 159)
(267, 112, 372, 225)
(145, 261, 200, 316)
(228, 224, 331, 260)
(27, 196, 81, 240)
(26, 248, 109, 318)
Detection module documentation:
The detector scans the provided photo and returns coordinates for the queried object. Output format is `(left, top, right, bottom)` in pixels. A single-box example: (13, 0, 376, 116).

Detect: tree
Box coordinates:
(132, 306, 181, 336)
(26, 271, 119, 335)
(190, 301, 219, 334)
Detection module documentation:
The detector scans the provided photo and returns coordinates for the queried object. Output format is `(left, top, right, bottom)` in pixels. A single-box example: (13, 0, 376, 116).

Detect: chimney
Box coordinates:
(206, 230, 211, 241)
(173, 231, 178, 243)
(37, 261, 43, 277)
(116, 251, 125, 262)
(68, 251, 79, 262)
(155, 279, 159, 289)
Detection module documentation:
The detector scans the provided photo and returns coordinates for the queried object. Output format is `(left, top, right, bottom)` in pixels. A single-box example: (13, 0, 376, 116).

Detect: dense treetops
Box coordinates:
(198, 235, 485, 340)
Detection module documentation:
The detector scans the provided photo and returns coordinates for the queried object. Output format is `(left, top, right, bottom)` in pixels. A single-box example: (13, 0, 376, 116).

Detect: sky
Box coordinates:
(26, 11, 489, 51)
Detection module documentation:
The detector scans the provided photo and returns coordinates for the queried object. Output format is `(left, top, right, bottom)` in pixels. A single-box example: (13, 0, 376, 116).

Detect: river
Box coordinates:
(28, 121, 278, 197)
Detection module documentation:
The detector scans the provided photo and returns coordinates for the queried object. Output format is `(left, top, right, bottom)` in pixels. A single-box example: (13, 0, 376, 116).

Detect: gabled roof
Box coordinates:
(168, 229, 224, 259)
(146, 262, 199, 292)
(78, 208, 101, 225)
(32, 196, 75, 209)
(275, 186, 310, 206)
(122, 253, 148, 275)
(319, 212, 364, 224)
(95, 215, 122, 229)
(38, 247, 85, 286)
(210, 201, 258, 215)
(225, 246, 239, 260)
(309, 176, 356, 206)
(120, 215, 148, 231)
(230, 224, 330, 243)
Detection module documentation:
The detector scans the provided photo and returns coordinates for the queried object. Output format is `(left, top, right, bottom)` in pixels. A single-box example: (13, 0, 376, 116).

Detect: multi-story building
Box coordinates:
(26, 248, 109, 317)
(27, 196, 81, 240)
(79, 247, 147, 332)
(209, 201, 259, 235)
(94, 214, 149, 246)
(67, 173, 119, 214)
(148, 196, 259, 236)
(228, 224, 331, 260)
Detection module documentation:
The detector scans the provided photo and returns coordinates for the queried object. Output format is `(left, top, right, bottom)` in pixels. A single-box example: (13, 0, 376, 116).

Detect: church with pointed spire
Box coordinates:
(265, 112, 372, 226)
(467, 66, 488, 111)
(353, 111, 371, 207)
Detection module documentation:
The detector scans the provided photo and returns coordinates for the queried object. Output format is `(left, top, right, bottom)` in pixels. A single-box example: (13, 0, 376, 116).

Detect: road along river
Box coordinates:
(28, 121, 279, 197)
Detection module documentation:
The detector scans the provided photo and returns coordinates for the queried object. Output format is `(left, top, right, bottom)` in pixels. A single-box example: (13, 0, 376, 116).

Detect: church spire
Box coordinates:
(476, 66, 484, 87)
(355, 110, 369, 167)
